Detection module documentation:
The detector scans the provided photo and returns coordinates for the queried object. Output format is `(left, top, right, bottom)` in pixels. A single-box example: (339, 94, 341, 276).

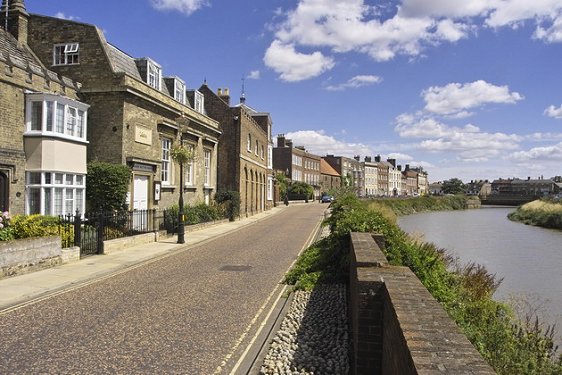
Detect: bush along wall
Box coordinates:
(321, 192, 562, 374)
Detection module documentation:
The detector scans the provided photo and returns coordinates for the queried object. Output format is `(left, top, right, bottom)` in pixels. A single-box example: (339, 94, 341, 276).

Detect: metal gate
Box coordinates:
(60, 212, 104, 257)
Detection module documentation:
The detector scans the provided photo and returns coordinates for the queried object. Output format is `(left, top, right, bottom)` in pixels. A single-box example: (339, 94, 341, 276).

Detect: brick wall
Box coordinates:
(349, 232, 495, 375)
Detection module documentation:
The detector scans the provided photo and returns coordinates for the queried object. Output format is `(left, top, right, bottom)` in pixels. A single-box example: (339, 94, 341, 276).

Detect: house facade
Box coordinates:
(198, 85, 273, 216)
(273, 135, 321, 198)
(26, 13, 221, 211)
(319, 159, 341, 194)
(323, 155, 363, 197)
(1, 0, 89, 216)
(362, 156, 379, 197)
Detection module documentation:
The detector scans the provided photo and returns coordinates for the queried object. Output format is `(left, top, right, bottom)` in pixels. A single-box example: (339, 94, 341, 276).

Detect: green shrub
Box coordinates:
(300, 193, 562, 373)
(215, 190, 240, 221)
(8, 214, 61, 239)
(86, 161, 131, 212)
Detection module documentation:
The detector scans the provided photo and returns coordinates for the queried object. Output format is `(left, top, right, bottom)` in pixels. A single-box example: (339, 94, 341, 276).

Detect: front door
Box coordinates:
(132, 175, 149, 231)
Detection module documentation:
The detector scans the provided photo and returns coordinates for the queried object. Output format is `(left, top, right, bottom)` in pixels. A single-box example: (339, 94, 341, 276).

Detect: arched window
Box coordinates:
(247, 133, 252, 152)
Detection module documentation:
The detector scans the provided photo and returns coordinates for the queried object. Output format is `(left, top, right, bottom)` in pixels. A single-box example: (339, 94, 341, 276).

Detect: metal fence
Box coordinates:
(59, 209, 161, 257)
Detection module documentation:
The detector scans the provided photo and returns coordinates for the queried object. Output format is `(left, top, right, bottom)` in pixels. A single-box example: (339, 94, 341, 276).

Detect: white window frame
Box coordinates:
(161, 138, 172, 185)
(194, 90, 204, 114)
(174, 79, 185, 104)
(25, 93, 89, 143)
(53, 43, 79, 66)
(204, 149, 211, 187)
(184, 143, 196, 186)
(147, 60, 161, 90)
(25, 171, 86, 216)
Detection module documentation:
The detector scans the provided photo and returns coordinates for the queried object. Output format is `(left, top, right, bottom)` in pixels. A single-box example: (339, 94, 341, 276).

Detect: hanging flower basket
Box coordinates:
(170, 144, 195, 165)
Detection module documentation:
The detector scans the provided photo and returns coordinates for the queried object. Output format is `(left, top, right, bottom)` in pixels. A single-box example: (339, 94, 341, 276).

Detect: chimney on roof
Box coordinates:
(277, 134, 286, 148)
(405, 164, 410, 171)
(397, 165, 402, 171)
(218, 87, 230, 105)
(364, 156, 372, 162)
(387, 158, 396, 167)
(354, 155, 360, 161)
(375, 155, 381, 162)
(1, 0, 29, 45)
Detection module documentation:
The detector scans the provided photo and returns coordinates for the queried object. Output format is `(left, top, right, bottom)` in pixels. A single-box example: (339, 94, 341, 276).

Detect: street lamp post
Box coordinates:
(177, 160, 185, 244)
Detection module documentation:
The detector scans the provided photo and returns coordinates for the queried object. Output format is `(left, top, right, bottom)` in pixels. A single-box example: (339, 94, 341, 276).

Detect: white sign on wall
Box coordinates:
(135, 125, 152, 145)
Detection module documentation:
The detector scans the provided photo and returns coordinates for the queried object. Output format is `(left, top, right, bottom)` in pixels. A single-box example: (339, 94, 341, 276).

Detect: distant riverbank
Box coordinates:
(508, 199, 562, 230)
(368, 195, 480, 217)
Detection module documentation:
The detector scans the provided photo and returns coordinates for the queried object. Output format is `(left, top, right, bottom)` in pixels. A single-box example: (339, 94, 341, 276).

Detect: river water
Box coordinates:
(398, 207, 562, 344)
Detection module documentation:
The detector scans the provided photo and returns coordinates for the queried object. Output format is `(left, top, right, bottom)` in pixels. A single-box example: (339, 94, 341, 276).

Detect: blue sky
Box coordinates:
(26, 0, 562, 182)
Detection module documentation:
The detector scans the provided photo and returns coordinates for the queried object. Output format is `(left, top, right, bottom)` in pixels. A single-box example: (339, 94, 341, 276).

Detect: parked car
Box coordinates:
(321, 194, 333, 203)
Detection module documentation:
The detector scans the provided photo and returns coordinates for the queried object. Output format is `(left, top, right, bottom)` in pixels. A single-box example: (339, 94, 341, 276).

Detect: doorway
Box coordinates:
(132, 175, 149, 231)
(0, 172, 8, 212)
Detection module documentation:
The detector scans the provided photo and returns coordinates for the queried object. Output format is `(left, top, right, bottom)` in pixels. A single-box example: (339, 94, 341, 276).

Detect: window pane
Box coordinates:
(54, 188, 63, 215)
(76, 175, 83, 185)
(66, 174, 74, 185)
(56, 103, 64, 133)
(65, 189, 74, 215)
(76, 110, 84, 138)
(44, 173, 52, 184)
(66, 107, 76, 135)
(44, 188, 52, 215)
(28, 188, 41, 214)
(76, 189, 83, 214)
(31, 102, 42, 131)
(161, 139, 171, 183)
(55, 173, 63, 184)
(27, 172, 41, 184)
(46, 102, 53, 131)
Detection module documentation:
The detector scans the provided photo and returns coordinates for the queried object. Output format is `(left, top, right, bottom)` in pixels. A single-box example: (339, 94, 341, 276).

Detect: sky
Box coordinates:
(25, 0, 562, 182)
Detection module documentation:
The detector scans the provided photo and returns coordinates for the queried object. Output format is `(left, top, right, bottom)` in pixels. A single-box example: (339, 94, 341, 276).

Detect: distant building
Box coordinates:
(273, 135, 321, 198)
(319, 159, 341, 193)
(323, 155, 363, 197)
(363, 156, 379, 197)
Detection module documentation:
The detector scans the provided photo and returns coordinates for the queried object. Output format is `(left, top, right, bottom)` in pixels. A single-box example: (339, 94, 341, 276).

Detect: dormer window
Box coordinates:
(194, 90, 204, 114)
(147, 61, 161, 90)
(53, 43, 79, 65)
(174, 79, 185, 104)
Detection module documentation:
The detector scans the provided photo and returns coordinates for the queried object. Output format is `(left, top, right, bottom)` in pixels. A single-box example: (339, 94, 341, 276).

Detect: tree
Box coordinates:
(86, 162, 131, 212)
(275, 172, 289, 198)
(441, 178, 466, 195)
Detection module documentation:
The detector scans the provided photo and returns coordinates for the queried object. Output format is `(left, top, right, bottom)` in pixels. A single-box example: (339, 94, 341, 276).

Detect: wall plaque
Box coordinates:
(135, 125, 152, 145)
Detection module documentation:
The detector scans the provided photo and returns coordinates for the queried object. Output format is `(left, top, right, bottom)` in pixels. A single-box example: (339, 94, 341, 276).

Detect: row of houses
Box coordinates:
(273, 135, 429, 198)
(0, 1, 430, 218)
(1, 0, 273, 217)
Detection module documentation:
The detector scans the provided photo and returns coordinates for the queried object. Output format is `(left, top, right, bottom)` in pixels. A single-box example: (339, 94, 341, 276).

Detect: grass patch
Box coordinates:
(509, 199, 562, 230)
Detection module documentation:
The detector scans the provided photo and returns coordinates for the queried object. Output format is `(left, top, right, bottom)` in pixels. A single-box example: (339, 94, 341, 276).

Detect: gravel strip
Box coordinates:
(259, 284, 348, 375)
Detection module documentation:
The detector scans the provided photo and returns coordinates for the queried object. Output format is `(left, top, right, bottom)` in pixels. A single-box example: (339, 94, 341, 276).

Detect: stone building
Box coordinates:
(273, 135, 321, 198)
(26, 11, 220, 211)
(386, 158, 402, 196)
(362, 156, 379, 197)
(322, 155, 363, 197)
(319, 159, 341, 194)
(198, 85, 273, 216)
(1, 0, 89, 216)
(374, 155, 389, 196)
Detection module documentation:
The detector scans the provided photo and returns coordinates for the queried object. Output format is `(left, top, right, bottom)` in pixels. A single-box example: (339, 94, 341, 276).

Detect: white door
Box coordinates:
(133, 175, 149, 210)
(133, 175, 149, 231)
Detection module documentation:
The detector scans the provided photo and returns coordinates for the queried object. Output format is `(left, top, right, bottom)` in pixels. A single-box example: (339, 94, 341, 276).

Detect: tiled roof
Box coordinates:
(320, 159, 340, 177)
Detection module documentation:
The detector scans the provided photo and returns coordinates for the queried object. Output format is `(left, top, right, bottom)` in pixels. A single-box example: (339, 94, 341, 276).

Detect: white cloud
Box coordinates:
(387, 152, 413, 161)
(325, 75, 382, 91)
(54, 12, 77, 21)
(544, 104, 562, 119)
(395, 112, 521, 161)
(422, 80, 523, 116)
(150, 0, 209, 15)
(284, 130, 372, 157)
(265, 1, 562, 81)
(509, 142, 562, 161)
(247, 70, 261, 80)
(263, 41, 335, 82)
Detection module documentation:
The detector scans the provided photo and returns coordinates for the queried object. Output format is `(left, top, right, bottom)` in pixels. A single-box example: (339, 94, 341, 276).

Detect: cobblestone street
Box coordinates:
(0, 204, 328, 374)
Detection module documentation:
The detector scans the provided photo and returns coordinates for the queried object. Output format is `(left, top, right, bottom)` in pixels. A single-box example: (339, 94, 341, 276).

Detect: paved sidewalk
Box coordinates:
(0, 206, 288, 312)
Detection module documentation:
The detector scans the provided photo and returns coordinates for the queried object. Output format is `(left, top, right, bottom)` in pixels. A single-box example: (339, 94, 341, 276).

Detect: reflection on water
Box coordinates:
(398, 207, 562, 344)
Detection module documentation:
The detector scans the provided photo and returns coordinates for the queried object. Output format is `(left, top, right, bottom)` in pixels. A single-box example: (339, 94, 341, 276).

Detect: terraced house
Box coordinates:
(199, 86, 273, 215)
(1, 0, 89, 216)
(25, 6, 220, 212)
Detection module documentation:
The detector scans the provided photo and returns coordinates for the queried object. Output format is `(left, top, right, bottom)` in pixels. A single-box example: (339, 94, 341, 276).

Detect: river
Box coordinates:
(398, 207, 562, 345)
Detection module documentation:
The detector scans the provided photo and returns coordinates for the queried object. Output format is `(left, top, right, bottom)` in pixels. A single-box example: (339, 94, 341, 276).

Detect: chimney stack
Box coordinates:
(387, 158, 396, 167)
(375, 155, 381, 162)
(277, 134, 286, 148)
(218, 87, 230, 105)
(1, 0, 29, 45)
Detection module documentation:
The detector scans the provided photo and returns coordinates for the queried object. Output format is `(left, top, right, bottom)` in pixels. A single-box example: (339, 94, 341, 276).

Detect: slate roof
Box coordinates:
(0, 27, 43, 71)
(106, 43, 142, 80)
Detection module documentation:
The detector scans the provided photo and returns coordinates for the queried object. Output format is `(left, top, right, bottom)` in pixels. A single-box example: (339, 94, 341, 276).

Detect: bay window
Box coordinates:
(26, 172, 86, 216)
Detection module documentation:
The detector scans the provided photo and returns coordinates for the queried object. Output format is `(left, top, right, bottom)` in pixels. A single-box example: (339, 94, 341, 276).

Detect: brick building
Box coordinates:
(26, 11, 221, 211)
(273, 135, 321, 198)
(374, 155, 389, 196)
(319, 159, 341, 194)
(323, 155, 363, 197)
(1, 0, 89, 216)
(198, 85, 273, 216)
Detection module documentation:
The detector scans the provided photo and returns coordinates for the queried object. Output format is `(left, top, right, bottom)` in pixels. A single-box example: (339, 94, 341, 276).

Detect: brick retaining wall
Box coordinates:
(349, 232, 495, 374)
